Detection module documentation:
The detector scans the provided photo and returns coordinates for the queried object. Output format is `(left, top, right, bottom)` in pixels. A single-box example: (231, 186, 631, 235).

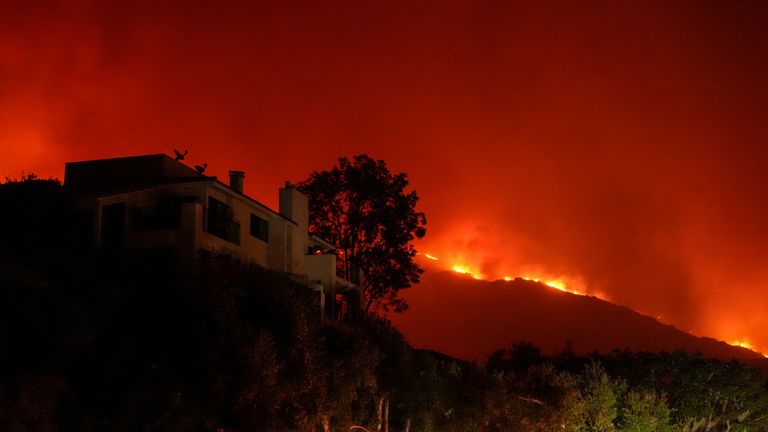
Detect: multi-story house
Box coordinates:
(64, 153, 359, 321)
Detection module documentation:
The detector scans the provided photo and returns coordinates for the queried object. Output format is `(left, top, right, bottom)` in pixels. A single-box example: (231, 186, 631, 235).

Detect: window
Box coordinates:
(101, 202, 126, 250)
(250, 214, 269, 242)
(132, 198, 181, 231)
(206, 197, 240, 244)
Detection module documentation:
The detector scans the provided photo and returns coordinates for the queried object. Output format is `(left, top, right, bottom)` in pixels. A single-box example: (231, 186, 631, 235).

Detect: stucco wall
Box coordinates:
(92, 182, 296, 271)
(305, 253, 337, 288)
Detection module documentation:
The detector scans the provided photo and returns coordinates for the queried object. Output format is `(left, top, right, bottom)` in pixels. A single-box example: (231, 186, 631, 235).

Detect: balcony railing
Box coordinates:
(203, 208, 240, 245)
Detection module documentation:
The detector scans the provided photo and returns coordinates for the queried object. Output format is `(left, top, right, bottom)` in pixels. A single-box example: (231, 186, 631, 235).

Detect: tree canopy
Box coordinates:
(298, 154, 426, 312)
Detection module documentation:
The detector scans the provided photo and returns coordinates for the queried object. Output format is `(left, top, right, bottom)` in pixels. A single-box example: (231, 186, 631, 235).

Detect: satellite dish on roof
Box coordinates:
(173, 149, 188, 161)
(194, 163, 208, 174)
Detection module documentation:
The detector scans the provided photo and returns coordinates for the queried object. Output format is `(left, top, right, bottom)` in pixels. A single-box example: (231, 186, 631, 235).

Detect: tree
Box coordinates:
(580, 362, 626, 432)
(487, 342, 543, 376)
(618, 388, 673, 432)
(298, 155, 427, 312)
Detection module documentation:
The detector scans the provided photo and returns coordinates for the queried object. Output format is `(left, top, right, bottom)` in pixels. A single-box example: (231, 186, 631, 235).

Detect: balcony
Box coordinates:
(203, 208, 240, 245)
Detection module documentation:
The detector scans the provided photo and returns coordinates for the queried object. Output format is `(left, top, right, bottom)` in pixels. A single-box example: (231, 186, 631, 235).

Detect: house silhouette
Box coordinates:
(64, 153, 360, 321)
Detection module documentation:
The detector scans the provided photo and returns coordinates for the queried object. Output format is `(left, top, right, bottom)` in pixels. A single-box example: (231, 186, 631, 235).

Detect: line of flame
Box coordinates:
(729, 340, 768, 358)
(421, 251, 768, 358)
(423, 251, 586, 296)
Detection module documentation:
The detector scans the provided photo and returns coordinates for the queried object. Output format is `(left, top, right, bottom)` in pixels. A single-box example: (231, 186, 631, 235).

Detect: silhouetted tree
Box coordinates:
(580, 361, 626, 432)
(618, 388, 674, 432)
(298, 155, 427, 312)
(315, 324, 380, 431)
(487, 342, 543, 376)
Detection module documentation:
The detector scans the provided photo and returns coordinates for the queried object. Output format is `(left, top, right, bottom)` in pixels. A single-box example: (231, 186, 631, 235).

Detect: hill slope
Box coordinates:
(391, 270, 764, 361)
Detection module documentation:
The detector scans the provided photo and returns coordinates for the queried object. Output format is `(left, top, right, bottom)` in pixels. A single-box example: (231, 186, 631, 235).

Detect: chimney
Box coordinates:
(229, 170, 245, 193)
(279, 180, 308, 227)
(279, 180, 309, 275)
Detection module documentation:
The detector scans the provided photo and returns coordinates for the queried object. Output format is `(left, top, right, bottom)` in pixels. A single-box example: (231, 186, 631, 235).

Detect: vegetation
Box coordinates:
(1, 179, 767, 431)
(298, 155, 427, 313)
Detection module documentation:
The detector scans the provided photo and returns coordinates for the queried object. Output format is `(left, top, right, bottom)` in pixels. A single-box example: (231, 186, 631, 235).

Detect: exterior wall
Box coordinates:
(202, 184, 274, 268)
(305, 253, 337, 288)
(267, 218, 289, 273)
(306, 235, 362, 295)
(279, 183, 308, 277)
(95, 186, 201, 264)
(306, 237, 363, 321)
(89, 180, 302, 275)
(66, 154, 363, 319)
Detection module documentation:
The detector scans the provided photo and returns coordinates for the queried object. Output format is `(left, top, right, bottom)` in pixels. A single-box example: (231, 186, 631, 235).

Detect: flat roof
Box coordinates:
(65, 153, 303, 225)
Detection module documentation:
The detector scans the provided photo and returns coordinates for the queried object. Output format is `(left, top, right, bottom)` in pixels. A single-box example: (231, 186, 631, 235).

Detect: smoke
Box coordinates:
(2, 1, 768, 351)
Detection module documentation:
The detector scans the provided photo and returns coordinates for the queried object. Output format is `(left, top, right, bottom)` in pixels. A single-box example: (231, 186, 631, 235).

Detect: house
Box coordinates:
(64, 153, 360, 321)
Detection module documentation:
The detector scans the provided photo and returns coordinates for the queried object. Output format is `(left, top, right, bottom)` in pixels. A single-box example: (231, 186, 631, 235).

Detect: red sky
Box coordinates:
(3, 1, 768, 353)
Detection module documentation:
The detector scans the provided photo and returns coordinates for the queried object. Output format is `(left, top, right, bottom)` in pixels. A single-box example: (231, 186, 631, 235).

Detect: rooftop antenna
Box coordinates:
(194, 163, 208, 174)
(173, 149, 188, 161)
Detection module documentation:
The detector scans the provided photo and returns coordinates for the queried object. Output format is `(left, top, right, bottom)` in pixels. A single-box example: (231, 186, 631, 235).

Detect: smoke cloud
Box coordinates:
(2, 1, 767, 351)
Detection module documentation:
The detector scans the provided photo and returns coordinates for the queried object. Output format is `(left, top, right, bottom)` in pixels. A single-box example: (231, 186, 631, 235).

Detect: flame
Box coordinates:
(729, 340, 768, 358)
(424, 252, 591, 297)
(451, 265, 484, 280)
(420, 251, 766, 357)
(731, 340, 754, 349)
(520, 276, 585, 296)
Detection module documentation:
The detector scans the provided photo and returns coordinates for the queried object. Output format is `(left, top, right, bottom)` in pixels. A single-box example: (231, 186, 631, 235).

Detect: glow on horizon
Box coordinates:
(421, 251, 587, 296)
(419, 251, 768, 358)
(729, 340, 768, 358)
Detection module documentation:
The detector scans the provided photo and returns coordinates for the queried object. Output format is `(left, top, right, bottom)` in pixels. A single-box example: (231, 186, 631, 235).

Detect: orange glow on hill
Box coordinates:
(729, 340, 768, 358)
(520, 276, 585, 296)
(423, 252, 592, 298)
(451, 265, 484, 280)
(419, 251, 768, 357)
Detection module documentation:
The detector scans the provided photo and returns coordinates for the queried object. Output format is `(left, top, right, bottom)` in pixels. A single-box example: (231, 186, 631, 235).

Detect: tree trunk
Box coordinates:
(383, 397, 389, 432)
(320, 414, 331, 432)
(375, 394, 385, 431)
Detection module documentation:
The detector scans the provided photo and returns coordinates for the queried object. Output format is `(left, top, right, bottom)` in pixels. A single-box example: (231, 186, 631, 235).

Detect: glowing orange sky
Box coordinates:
(3, 1, 768, 353)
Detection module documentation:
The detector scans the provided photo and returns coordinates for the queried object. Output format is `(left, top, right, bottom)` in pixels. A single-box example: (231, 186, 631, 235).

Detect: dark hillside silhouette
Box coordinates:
(392, 269, 765, 362)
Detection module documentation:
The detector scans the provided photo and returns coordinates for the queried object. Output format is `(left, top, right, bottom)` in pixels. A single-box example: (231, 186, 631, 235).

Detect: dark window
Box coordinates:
(101, 203, 126, 251)
(250, 214, 269, 242)
(205, 197, 240, 244)
(73, 209, 94, 245)
(132, 198, 182, 231)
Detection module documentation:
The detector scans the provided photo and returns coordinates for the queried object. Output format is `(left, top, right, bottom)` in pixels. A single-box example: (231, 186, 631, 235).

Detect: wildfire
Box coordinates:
(520, 276, 584, 296)
(731, 340, 754, 349)
(421, 252, 589, 297)
(420, 251, 766, 358)
(451, 265, 484, 280)
(729, 340, 768, 358)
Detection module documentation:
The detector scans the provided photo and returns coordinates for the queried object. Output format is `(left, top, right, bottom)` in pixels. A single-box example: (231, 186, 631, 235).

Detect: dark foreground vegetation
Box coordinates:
(2, 178, 768, 431)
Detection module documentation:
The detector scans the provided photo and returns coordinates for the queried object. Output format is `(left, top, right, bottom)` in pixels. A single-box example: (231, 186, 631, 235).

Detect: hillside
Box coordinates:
(2, 179, 768, 430)
(392, 269, 764, 362)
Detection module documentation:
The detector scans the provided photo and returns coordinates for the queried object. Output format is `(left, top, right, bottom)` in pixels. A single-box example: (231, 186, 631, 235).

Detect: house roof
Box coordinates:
(309, 234, 335, 249)
(65, 153, 298, 225)
(64, 154, 205, 195)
